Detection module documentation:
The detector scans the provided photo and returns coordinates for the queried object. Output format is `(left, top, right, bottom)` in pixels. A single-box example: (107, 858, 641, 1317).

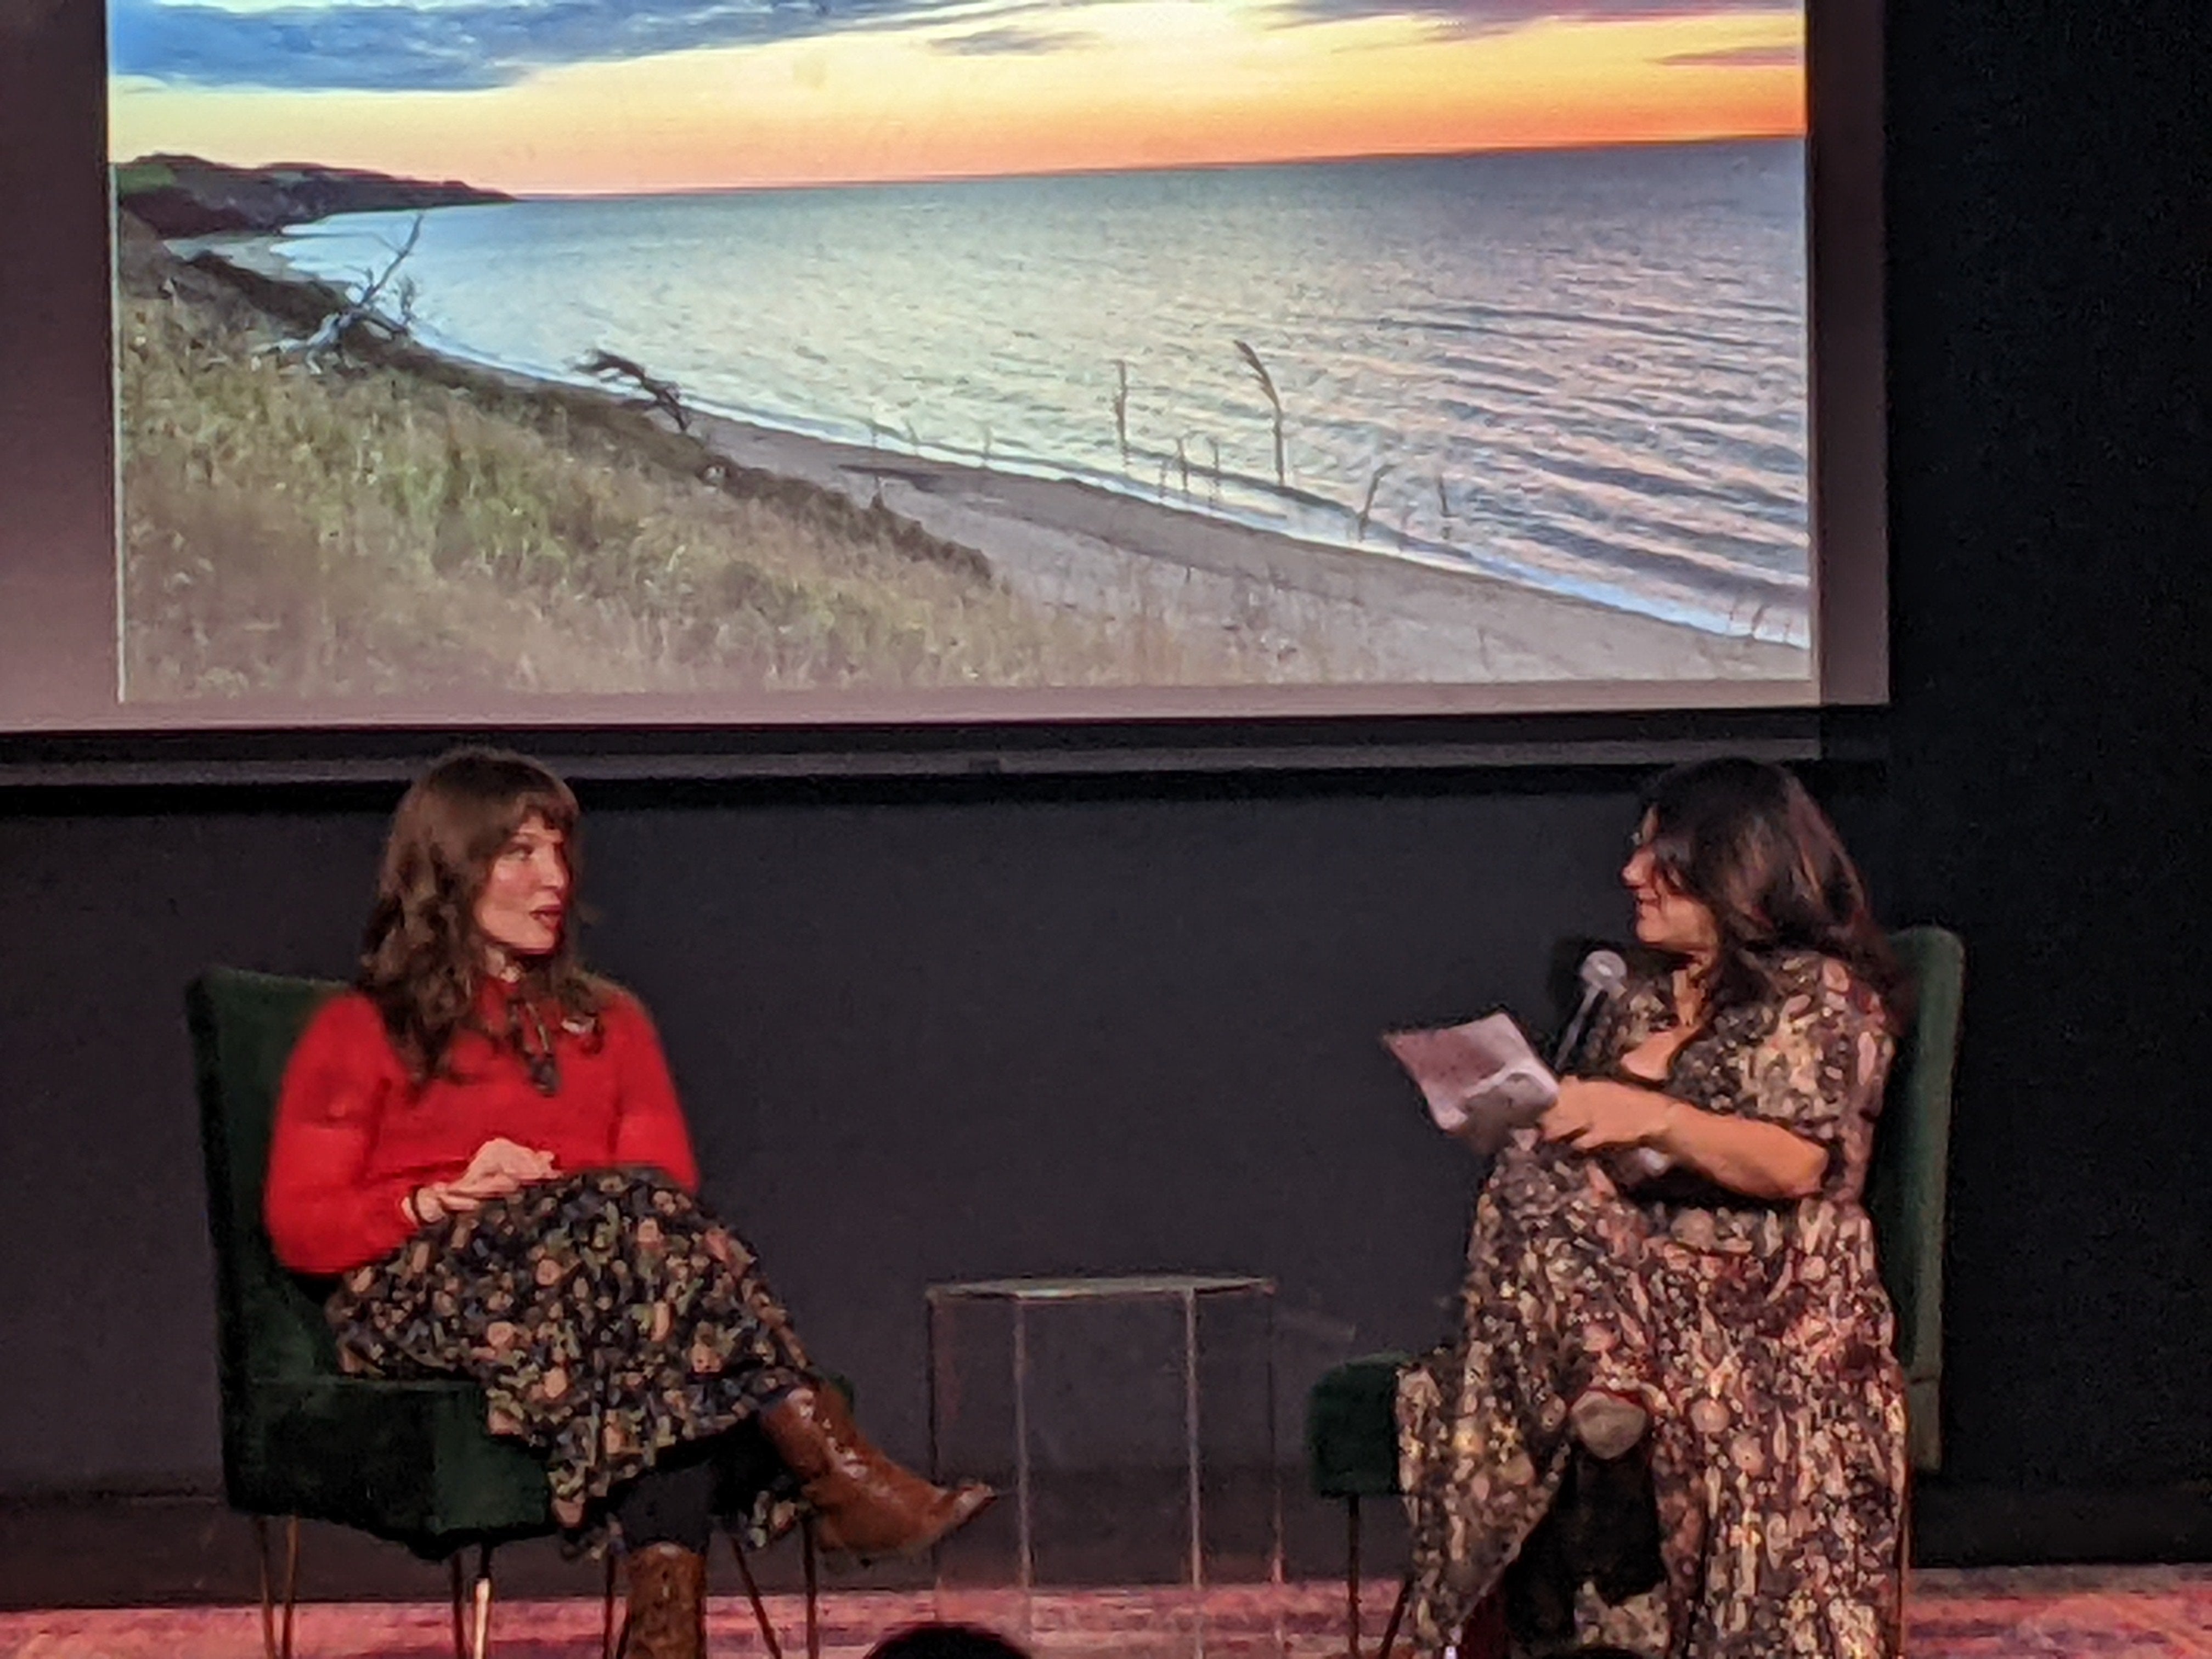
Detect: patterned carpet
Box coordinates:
(2, 1568, 2208, 1658)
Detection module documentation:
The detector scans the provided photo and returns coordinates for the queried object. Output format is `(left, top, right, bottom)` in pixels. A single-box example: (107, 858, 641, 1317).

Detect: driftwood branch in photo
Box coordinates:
(257, 212, 424, 368)
(577, 350, 691, 432)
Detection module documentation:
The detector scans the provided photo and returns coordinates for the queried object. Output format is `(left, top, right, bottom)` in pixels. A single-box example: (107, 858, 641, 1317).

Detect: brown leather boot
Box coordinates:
(617, 1541, 707, 1659)
(759, 1385, 994, 1556)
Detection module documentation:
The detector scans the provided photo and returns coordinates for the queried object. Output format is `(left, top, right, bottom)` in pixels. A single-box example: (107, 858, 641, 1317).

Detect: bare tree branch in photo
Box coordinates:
(259, 212, 426, 368)
(575, 349, 691, 431)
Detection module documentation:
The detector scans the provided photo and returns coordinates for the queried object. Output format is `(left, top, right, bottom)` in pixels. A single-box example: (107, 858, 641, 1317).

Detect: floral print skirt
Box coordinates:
(329, 1167, 812, 1546)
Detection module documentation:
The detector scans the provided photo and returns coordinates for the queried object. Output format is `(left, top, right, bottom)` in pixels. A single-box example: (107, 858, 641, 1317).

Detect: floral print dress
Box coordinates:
(329, 1166, 814, 1546)
(1396, 951, 1907, 1658)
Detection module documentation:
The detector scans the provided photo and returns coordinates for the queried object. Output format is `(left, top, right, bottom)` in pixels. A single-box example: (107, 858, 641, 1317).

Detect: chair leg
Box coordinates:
(602, 1550, 619, 1659)
(469, 1543, 495, 1659)
(1896, 1469, 1915, 1658)
(1344, 1496, 1362, 1659)
(276, 1516, 300, 1659)
(725, 1532, 786, 1659)
(803, 1516, 821, 1659)
(251, 1516, 283, 1659)
(1376, 1572, 1413, 1659)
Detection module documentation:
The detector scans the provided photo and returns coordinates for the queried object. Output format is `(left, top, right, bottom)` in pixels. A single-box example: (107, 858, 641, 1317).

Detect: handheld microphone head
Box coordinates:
(1579, 949, 1629, 996)
(1553, 948, 1629, 1073)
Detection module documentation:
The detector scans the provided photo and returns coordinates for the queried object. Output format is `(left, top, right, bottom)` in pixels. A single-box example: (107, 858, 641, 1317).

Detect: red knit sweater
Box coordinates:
(264, 983, 701, 1275)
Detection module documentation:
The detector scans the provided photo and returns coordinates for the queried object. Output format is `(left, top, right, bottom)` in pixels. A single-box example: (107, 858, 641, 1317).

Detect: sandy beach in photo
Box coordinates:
(684, 410, 1809, 687)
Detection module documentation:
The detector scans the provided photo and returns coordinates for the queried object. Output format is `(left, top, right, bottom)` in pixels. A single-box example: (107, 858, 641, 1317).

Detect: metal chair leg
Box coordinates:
(602, 1549, 619, 1659)
(275, 1516, 300, 1659)
(252, 1516, 283, 1659)
(803, 1517, 821, 1659)
(1344, 1496, 1363, 1659)
(1896, 1468, 1915, 1658)
(725, 1533, 786, 1659)
(469, 1542, 494, 1659)
(1376, 1571, 1413, 1659)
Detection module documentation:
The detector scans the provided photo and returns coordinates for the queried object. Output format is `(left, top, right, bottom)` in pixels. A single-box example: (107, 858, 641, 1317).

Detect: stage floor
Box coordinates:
(2, 1568, 2209, 1658)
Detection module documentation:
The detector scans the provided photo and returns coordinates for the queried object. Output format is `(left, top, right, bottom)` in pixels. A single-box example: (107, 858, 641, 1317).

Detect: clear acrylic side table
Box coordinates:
(926, 1274, 1282, 1655)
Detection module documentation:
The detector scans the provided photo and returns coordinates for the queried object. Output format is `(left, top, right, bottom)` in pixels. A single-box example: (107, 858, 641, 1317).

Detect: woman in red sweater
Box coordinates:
(265, 749, 988, 1659)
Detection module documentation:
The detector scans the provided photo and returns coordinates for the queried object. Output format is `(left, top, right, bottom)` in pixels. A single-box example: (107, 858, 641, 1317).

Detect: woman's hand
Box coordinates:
(464, 1137, 558, 1187)
(1539, 1079, 1674, 1154)
(1542, 1081, 1829, 1201)
(411, 1137, 557, 1224)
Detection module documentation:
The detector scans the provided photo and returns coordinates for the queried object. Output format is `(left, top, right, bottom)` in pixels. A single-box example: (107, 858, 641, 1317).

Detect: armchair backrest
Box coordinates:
(188, 967, 350, 1397)
(1865, 926, 1967, 1474)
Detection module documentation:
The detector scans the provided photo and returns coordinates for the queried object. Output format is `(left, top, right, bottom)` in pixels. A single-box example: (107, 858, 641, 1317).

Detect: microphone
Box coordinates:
(1551, 949, 1628, 1071)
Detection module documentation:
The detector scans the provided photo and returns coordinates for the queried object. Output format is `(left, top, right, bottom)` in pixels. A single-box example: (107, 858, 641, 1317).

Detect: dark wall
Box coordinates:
(1, 0, 2206, 1534)
(0, 775, 1677, 1485)
(1880, 0, 2208, 1487)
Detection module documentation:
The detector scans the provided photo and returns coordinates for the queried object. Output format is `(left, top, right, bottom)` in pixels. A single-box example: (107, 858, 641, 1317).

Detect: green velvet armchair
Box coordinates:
(1304, 926, 1967, 1658)
(1865, 926, 1968, 1475)
(189, 966, 843, 1659)
(191, 967, 563, 1659)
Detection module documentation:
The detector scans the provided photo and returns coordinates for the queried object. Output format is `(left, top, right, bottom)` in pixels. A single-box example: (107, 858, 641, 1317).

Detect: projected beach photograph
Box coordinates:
(109, 0, 1813, 707)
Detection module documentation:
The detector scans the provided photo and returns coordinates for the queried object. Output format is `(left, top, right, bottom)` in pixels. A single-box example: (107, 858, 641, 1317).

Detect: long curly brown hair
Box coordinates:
(1637, 757, 1903, 1025)
(359, 748, 603, 1081)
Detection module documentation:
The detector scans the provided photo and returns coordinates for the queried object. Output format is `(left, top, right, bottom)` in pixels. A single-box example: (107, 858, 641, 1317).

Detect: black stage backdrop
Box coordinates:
(1, 0, 2207, 1581)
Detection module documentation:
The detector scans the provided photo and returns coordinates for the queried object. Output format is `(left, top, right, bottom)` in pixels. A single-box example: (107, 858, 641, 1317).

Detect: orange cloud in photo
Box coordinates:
(111, 5, 1805, 194)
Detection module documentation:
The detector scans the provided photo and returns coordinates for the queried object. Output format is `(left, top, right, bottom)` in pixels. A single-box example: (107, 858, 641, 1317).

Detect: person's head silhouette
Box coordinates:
(863, 1624, 1033, 1659)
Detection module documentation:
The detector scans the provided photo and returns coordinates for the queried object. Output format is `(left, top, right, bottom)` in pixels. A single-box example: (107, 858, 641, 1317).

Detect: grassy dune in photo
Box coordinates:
(119, 232, 1296, 703)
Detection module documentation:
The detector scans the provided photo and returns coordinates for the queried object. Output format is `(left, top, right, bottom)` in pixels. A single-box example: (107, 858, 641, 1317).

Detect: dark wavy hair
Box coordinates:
(359, 748, 602, 1081)
(1637, 757, 1901, 1023)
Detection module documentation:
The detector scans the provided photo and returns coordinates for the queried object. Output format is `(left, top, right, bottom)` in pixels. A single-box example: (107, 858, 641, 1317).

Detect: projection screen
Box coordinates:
(0, 0, 1886, 754)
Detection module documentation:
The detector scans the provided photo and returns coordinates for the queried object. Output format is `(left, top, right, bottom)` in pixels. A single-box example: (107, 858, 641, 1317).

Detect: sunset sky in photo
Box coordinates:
(111, 0, 1804, 193)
